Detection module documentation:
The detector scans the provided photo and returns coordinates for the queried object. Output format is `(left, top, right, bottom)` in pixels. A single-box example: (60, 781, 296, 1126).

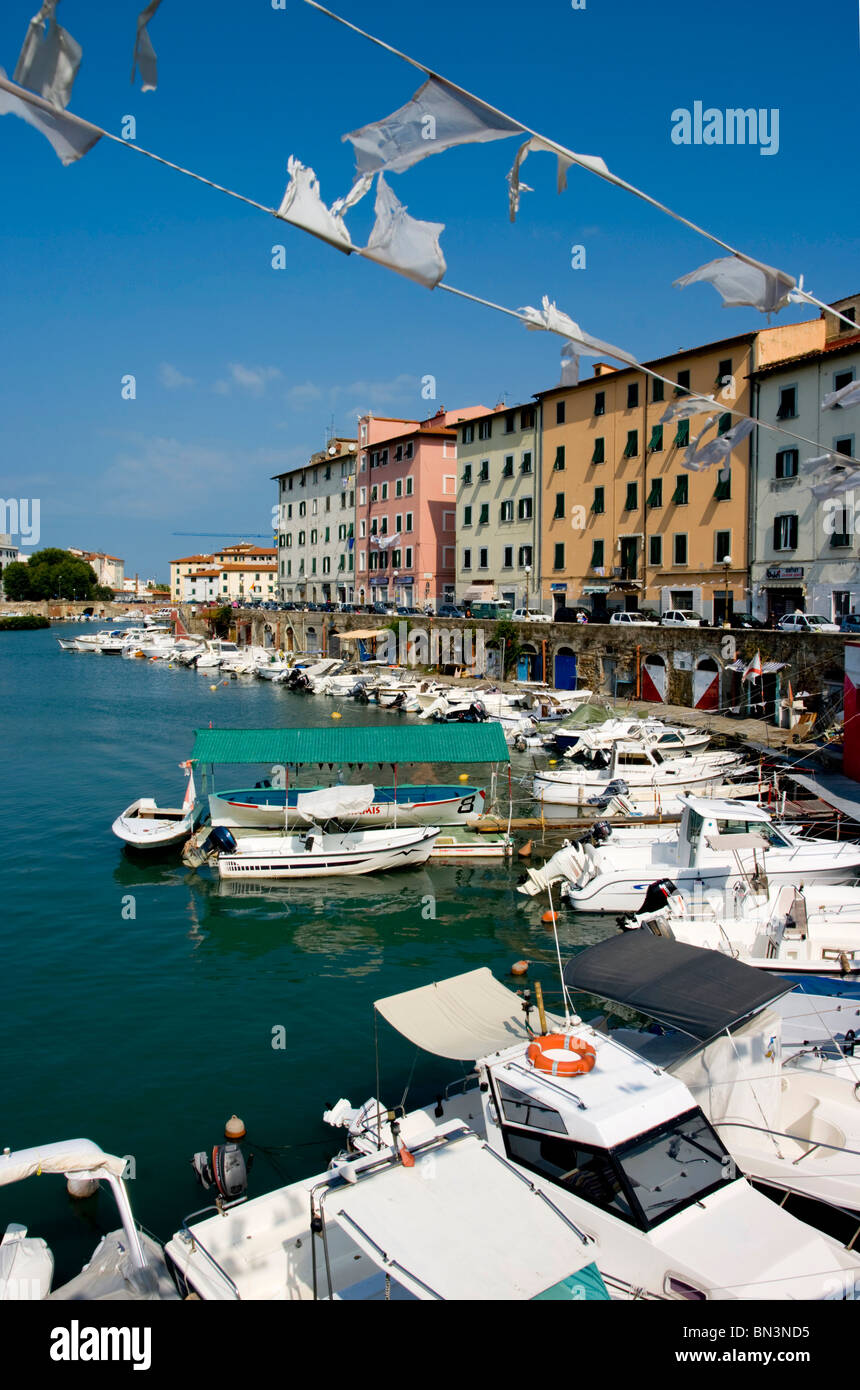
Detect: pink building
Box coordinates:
(356, 407, 486, 609)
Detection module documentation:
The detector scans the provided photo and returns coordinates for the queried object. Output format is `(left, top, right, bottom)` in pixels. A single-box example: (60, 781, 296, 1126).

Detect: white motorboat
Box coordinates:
(533, 744, 751, 816)
(324, 968, 860, 1300)
(518, 794, 860, 912)
(208, 785, 439, 879)
(164, 1117, 611, 1301)
(56, 637, 79, 651)
(112, 763, 200, 850)
(567, 933, 860, 1233)
(0, 1139, 178, 1301)
(555, 716, 711, 758)
(621, 877, 860, 977)
(208, 782, 486, 829)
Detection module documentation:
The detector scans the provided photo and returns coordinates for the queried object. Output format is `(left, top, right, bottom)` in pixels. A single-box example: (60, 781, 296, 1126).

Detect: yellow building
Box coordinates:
(537, 322, 821, 623)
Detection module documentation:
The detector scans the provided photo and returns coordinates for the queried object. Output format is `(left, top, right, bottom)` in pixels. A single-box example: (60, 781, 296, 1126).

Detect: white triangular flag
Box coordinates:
(659, 394, 719, 424)
(344, 76, 522, 176)
(519, 296, 638, 365)
(276, 156, 353, 253)
(361, 175, 446, 288)
(507, 135, 606, 222)
(0, 69, 100, 164)
(742, 651, 762, 682)
(132, 1, 164, 93)
(822, 379, 860, 411)
(14, 1, 81, 109)
(683, 417, 754, 470)
(674, 254, 796, 315)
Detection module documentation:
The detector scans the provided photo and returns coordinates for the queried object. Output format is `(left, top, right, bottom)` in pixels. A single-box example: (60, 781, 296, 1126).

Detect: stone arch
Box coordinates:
(693, 655, 721, 710)
(641, 652, 666, 703)
(554, 645, 577, 691)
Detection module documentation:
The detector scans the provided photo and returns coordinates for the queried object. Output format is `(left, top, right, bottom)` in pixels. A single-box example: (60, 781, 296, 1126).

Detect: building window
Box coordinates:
(717, 413, 732, 435)
(675, 369, 690, 396)
(715, 530, 732, 562)
(554, 445, 566, 470)
(673, 534, 688, 565)
(591, 539, 604, 568)
(479, 548, 489, 569)
(479, 460, 490, 482)
(298, 530, 306, 545)
(396, 479, 403, 497)
(553, 492, 565, 520)
(834, 369, 854, 393)
(672, 475, 689, 505)
(380, 517, 388, 535)
(395, 514, 402, 533)
(405, 547, 413, 567)
(462, 548, 472, 569)
(521, 406, 535, 429)
(592, 486, 605, 514)
(405, 442, 413, 460)
(713, 470, 731, 501)
(462, 424, 474, 445)
(405, 513, 413, 531)
(830, 509, 852, 548)
(624, 482, 638, 511)
(777, 386, 797, 420)
(394, 445, 403, 463)
(463, 464, 472, 485)
(381, 483, 389, 501)
(652, 378, 664, 403)
(647, 478, 662, 508)
(405, 477, 413, 496)
(649, 425, 663, 452)
(556, 400, 566, 425)
(773, 514, 798, 551)
(500, 500, 514, 522)
(835, 436, 854, 457)
(479, 419, 492, 440)
(503, 455, 514, 477)
(675, 419, 690, 447)
(554, 542, 565, 570)
(592, 437, 605, 464)
(627, 382, 639, 409)
(503, 545, 513, 568)
(594, 391, 605, 417)
(624, 430, 638, 458)
(775, 449, 798, 479)
(505, 411, 516, 433)
(649, 535, 662, 566)
(518, 496, 533, 521)
(479, 503, 490, 525)
(521, 451, 533, 474)
(370, 485, 378, 503)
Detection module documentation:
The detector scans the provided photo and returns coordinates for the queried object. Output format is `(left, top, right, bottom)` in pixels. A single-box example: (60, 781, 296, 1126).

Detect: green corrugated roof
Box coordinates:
(191, 723, 510, 766)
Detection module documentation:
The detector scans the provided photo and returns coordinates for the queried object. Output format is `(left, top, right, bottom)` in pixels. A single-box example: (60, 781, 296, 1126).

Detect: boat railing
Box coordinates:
(444, 1073, 480, 1099)
(177, 1202, 247, 1299)
(713, 1119, 859, 1163)
(478, 1141, 594, 1246)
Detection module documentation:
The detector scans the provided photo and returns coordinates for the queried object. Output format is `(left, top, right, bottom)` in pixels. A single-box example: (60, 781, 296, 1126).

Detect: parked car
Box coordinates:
(840, 613, 860, 635)
(396, 606, 421, 616)
(436, 603, 465, 618)
(609, 610, 659, 627)
(512, 608, 552, 623)
(466, 602, 514, 620)
(730, 612, 767, 630)
(778, 612, 840, 635)
(661, 610, 704, 628)
(372, 601, 396, 616)
(553, 606, 591, 623)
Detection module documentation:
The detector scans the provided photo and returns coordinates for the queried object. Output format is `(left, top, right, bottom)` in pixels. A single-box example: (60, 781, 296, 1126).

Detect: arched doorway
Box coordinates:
(554, 646, 577, 691)
(641, 653, 666, 703)
(693, 656, 720, 710)
(517, 643, 540, 681)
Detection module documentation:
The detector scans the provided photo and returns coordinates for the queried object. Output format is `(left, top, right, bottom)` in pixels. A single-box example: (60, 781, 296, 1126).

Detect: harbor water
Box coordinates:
(0, 625, 614, 1279)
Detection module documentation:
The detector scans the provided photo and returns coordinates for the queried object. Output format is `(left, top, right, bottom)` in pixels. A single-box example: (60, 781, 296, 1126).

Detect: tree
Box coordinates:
(2, 548, 103, 600)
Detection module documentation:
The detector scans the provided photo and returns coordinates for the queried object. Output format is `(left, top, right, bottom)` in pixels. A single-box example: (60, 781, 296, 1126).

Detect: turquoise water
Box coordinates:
(0, 626, 612, 1278)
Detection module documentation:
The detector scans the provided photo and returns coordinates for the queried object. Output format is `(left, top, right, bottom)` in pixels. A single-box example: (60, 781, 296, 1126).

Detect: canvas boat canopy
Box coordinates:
(0, 1139, 126, 1188)
(564, 934, 792, 1043)
(293, 784, 375, 820)
(328, 1127, 608, 1301)
(335, 629, 389, 642)
(191, 724, 510, 766)
(375, 967, 562, 1060)
(789, 772, 860, 822)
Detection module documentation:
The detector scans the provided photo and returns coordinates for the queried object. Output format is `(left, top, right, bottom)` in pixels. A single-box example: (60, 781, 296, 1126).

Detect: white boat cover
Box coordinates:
(0, 1139, 125, 1187)
(375, 967, 562, 1060)
(293, 784, 376, 820)
(330, 1129, 604, 1301)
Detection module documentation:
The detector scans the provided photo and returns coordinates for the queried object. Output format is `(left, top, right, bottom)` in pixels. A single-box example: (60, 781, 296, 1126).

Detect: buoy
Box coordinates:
(225, 1114, 246, 1141)
(518, 840, 533, 859)
(67, 1177, 99, 1199)
(332, 711, 342, 719)
(210, 684, 218, 691)
(511, 960, 529, 976)
(458, 773, 469, 782)
(222, 680, 230, 686)
(548, 759, 557, 766)
(398, 1143, 415, 1168)
(542, 909, 558, 925)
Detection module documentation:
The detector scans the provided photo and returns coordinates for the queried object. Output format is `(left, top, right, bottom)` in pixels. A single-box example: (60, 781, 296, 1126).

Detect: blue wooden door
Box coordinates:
(555, 653, 577, 690)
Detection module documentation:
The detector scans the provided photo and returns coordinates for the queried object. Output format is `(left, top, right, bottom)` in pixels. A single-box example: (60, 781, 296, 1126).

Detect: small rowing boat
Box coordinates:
(112, 763, 200, 850)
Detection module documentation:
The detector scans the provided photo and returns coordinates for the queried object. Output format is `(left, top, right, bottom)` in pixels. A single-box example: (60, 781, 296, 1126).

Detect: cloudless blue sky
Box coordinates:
(0, 0, 856, 579)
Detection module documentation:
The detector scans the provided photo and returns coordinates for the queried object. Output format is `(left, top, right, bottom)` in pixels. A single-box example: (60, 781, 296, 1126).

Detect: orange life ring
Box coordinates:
(527, 1034, 596, 1077)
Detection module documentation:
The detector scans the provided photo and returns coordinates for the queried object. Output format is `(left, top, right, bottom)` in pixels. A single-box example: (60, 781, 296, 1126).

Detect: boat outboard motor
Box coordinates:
(391, 692, 406, 710)
(351, 682, 369, 703)
(587, 779, 629, 808)
(192, 1115, 252, 1202)
(204, 825, 237, 855)
(467, 701, 488, 723)
(638, 878, 680, 914)
(589, 820, 612, 845)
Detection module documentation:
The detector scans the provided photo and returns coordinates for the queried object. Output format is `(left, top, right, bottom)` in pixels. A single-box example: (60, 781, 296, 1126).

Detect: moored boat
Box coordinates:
(209, 782, 485, 829)
(112, 763, 200, 850)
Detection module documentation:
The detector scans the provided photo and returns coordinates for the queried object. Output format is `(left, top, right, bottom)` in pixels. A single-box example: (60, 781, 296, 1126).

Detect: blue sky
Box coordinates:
(0, 0, 856, 580)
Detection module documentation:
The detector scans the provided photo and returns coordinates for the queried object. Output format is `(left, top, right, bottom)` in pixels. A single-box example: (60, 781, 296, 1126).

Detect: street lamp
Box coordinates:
(721, 554, 732, 628)
(524, 564, 532, 613)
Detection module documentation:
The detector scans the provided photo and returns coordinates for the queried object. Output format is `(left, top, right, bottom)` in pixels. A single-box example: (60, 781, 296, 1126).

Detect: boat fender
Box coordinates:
(528, 1034, 596, 1077)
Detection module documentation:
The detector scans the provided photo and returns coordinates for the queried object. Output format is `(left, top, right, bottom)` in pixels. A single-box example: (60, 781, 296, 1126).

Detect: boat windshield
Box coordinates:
(502, 1107, 732, 1232)
(715, 818, 791, 848)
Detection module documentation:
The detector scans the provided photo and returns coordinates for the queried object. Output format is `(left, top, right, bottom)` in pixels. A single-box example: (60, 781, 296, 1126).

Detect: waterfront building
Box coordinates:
(355, 407, 486, 610)
(69, 548, 124, 589)
(453, 401, 542, 611)
(180, 568, 221, 604)
(171, 543, 277, 604)
(0, 534, 20, 591)
(536, 321, 820, 623)
(273, 439, 358, 605)
(750, 295, 860, 623)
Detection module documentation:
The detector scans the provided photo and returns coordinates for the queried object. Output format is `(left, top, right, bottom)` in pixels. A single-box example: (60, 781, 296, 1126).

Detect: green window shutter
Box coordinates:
(713, 471, 731, 501)
(718, 413, 732, 436)
(674, 419, 690, 447)
(671, 476, 689, 505)
(591, 488, 604, 514)
(625, 482, 637, 511)
(553, 493, 565, 519)
(649, 425, 663, 451)
(479, 504, 489, 525)
(647, 479, 663, 508)
(652, 379, 664, 403)
(464, 506, 472, 526)
(591, 540, 604, 567)
(554, 445, 566, 470)
(591, 438, 605, 464)
(624, 430, 638, 458)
